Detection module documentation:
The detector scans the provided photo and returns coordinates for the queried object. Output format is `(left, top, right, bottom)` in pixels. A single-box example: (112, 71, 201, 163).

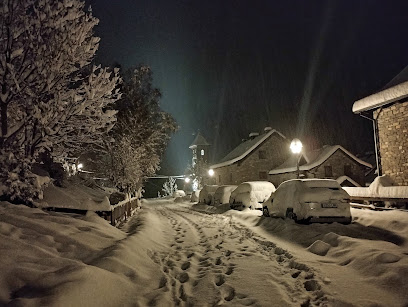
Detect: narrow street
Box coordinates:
(133, 200, 329, 306)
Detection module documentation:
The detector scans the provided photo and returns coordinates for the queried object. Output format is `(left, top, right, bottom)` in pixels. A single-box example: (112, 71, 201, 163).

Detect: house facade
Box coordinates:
(353, 67, 408, 185)
(269, 145, 372, 187)
(210, 128, 289, 185)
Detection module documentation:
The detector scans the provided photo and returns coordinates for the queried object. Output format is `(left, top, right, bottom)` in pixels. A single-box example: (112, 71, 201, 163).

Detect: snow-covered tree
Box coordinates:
(162, 177, 177, 197)
(100, 66, 177, 192)
(0, 0, 121, 202)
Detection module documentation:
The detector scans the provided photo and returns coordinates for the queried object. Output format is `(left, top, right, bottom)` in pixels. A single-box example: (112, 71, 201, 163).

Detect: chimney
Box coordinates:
(249, 132, 259, 139)
(264, 127, 272, 133)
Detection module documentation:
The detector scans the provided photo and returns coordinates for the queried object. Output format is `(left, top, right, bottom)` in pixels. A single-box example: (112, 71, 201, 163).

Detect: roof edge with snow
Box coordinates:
(269, 145, 372, 175)
(352, 80, 408, 113)
(210, 129, 286, 169)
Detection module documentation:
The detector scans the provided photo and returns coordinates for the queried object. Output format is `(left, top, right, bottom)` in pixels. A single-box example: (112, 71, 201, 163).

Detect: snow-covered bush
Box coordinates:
(162, 177, 178, 197)
(0, 152, 49, 204)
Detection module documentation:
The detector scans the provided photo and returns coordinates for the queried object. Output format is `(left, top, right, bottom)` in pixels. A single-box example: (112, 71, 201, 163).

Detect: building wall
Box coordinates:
(269, 149, 367, 187)
(374, 99, 408, 185)
(214, 134, 289, 185)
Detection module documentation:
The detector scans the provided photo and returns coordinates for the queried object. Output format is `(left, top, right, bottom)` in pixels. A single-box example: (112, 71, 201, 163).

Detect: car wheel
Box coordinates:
(263, 207, 270, 217)
(286, 209, 297, 222)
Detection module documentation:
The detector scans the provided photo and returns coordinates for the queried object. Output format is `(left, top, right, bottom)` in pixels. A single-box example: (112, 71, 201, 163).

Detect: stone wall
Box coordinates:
(214, 134, 289, 185)
(375, 99, 408, 185)
(269, 149, 367, 187)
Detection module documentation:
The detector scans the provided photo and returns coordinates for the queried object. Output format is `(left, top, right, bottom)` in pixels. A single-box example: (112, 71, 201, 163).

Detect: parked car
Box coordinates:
(263, 179, 352, 224)
(230, 181, 276, 210)
(212, 185, 237, 206)
(198, 185, 219, 205)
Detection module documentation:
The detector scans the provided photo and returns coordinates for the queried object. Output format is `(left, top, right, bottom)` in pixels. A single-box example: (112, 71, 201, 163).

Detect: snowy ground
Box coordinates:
(0, 199, 407, 306)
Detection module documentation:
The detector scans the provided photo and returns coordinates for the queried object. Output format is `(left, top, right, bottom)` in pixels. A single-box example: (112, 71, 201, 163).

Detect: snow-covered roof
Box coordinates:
(210, 129, 286, 169)
(352, 80, 408, 113)
(269, 145, 372, 175)
(336, 175, 361, 187)
(189, 132, 210, 149)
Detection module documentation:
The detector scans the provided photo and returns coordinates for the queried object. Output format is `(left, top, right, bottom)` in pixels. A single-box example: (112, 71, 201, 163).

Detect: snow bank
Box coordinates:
(344, 175, 408, 199)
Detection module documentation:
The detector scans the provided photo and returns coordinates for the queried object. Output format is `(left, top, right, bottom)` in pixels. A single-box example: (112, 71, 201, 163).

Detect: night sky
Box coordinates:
(88, 0, 408, 175)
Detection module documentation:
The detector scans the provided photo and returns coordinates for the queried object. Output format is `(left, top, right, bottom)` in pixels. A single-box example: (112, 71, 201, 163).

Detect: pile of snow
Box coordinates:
(212, 185, 237, 206)
(344, 175, 408, 199)
(229, 181, 275, 209)
(172, 190, 186, 198)
(198, 185, 218, 204)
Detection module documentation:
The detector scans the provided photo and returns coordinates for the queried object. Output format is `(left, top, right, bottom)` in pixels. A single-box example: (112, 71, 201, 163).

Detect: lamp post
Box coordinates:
(290, 138, 303, 179)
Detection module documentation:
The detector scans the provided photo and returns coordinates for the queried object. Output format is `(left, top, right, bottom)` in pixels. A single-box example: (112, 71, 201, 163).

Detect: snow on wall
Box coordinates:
(344, 175, 408, 199)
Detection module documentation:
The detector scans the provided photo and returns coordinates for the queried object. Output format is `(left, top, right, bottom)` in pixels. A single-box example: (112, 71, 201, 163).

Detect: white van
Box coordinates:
(212, 185, 237, 206)
(229, 181, 276, 210)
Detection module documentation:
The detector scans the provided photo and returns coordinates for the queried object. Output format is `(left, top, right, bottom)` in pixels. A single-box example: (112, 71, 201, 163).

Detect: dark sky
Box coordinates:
(88, 0, 408, 175)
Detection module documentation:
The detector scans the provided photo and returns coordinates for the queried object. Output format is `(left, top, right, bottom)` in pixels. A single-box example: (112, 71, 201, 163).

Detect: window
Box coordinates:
(259, 171, 268, 180)
(258, 150, 267, 159)
(218, 175, 221, 184)
(344, 164, 352, 176)
(201, 149, 204, 156)
(324, 165, 333, 177)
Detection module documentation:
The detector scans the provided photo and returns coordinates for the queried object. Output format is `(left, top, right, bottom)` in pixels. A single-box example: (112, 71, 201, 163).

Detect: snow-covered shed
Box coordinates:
(269, 145, 372, 187)
(352, 66, 408, 186)
(210, 127, 289, 185)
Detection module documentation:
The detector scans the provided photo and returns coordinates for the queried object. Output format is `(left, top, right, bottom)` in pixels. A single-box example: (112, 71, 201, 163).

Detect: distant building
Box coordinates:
(269, 145, 372, 187)
(189, 132, 211, 166)
(210, 127, 289, 185)
(353, 66, 408, 185)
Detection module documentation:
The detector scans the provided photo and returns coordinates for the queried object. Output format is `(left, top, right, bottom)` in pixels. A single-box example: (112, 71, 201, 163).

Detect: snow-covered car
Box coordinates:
(212, 185, 237, 206)
(229, 181, 276, 210)
(263, 179, 352, 224)
(198, 185, 219, 205)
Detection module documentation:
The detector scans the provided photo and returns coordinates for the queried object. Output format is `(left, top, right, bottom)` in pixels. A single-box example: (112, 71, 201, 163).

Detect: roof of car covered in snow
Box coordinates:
(269, 145, 372, 175)
(210, 129, 286, 169)
(352, 65, 408, 113)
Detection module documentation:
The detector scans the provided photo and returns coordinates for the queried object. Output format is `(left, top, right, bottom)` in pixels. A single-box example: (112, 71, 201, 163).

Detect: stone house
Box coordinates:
(210, 128, 289, 185)
(352, 66, 408, 185)
(269, 145, 372, 187)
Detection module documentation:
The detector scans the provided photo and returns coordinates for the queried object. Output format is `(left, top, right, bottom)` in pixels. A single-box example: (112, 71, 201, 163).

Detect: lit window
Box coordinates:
(201, 149, 204, 156)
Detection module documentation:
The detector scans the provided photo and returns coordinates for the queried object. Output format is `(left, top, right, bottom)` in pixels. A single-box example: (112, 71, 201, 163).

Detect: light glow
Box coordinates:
(208, 169, 214, 176)
(290, 139, 303, 154)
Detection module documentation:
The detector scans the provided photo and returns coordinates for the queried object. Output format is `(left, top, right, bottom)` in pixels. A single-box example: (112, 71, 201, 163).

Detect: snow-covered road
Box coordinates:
(144, 202, 324, 306)
(1, 199, 407, 306)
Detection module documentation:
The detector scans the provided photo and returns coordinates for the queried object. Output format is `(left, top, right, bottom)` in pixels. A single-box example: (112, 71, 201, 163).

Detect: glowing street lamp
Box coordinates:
(184, 177, 190, 183)
(77, 163, 83, 170)
(208, 169, 214, 177)
(290, 139, 302, 178)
